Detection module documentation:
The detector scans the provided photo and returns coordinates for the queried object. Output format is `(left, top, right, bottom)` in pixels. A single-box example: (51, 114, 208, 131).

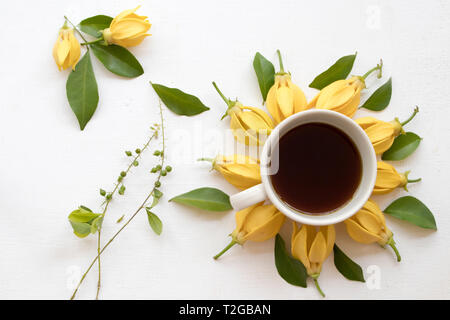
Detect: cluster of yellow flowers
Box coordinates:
(53, 6, 151, 71)
(209, 51, 420, 296)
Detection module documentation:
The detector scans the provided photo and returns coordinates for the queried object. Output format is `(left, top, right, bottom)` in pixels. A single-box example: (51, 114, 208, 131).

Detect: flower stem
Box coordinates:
(407, 178, 422, 183)
(276, 49, 285, 73)
(213, 239, 237, 260)
(64, 16, 89, 47)
(361, 59, 383, 79)
(70, 101, 166, 300)
(387, 237, 401, 262)
(212, 82, 232, 107)
(312, 275, 325, 298)
(401, 106, 419, 126)
(94, 127, 158, 300)
(81, 39, 103, 46)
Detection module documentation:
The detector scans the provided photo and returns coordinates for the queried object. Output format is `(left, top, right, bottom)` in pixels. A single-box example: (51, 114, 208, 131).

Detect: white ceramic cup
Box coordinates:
(229, 109, 377, 226)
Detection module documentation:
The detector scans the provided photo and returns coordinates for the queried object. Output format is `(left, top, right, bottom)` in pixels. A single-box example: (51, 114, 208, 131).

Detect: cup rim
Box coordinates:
(260, 109, 377, 226)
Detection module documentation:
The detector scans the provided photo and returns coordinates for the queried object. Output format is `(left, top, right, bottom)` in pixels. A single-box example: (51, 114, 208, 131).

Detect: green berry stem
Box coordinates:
(71, 100, 168, 300)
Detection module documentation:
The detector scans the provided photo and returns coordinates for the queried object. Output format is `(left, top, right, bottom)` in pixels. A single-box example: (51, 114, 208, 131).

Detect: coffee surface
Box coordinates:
(270, 122, 362, 214)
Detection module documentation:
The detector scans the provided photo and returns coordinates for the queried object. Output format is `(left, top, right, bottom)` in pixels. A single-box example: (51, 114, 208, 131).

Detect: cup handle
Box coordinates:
(229, 183, 267, 211)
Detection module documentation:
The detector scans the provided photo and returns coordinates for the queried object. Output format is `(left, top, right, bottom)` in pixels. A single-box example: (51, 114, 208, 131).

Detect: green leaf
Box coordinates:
(274, 234, 307, 287)
(90, 216, 104, 234)
(253, 52, 275, 102)
(68, 208, 101, 223)
(360, 77, 392, 111)
(66, 51, 99, 130)
(151, 83, 210, 116)
(169, 187, 232, 211)
(333, 245, 365, 282)
(70, 221, 91, 238)
(154, 189, 163, 199)
(91, 44, 144, 78)
(79, 15, 113, 38)
(382, 132, 421, 160)
(146, 208, 163, 235)
(309, 53, 357, 90)
(384, 196, 437, 230)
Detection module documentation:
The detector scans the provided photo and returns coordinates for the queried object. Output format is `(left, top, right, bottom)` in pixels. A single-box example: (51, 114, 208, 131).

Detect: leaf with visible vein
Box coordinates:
(384, 196, 437, 230)
(169, 187, 232, 211)
(361, 77, 392, 111)
(333, 245, 365, 282)
(151, 83, 209, 116)
(253, 52, 275, 102)
(66, 51, 99, 130)
(309, 53, 357, 89)
(274, 234, 307, 287)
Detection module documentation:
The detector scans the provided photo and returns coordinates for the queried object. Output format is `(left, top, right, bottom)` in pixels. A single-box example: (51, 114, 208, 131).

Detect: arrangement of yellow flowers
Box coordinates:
(53, 6, 151, 130)
(190, 51, 436, 298)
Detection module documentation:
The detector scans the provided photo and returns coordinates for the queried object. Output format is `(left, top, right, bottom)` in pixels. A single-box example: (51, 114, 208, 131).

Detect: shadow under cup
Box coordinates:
(260, 110, 377, 225)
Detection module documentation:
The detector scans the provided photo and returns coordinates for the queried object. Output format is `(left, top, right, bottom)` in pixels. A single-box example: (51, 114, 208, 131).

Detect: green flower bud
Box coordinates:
(125, 151, 132, 157)
(161, 170, 167, 176)
(100, 189, 106, 196)
(165, 166, 172, 172)
(135, 148, 141, 154)
(155, 181, 161, 187)
(120, 171, 127, 177)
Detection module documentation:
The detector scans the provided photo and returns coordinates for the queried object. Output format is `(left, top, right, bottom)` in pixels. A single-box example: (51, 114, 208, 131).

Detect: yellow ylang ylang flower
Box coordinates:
(344, 199, 401, 261)
(308, 60, 383, 117)
(356, 106, 419, 154)
(212, 82, 273, 145)
(291, 223, 335, 297)
(102, 6, 151, 47)
(214, 203, 285, 259)
(53, 23, 81, 71)
(198, 155, 261, 190)
(266, 50, 308, 124)
(374, 161, 421, 194)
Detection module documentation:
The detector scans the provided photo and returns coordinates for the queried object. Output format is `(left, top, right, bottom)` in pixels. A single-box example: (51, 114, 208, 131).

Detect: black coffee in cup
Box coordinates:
(270, 122, 362, 214)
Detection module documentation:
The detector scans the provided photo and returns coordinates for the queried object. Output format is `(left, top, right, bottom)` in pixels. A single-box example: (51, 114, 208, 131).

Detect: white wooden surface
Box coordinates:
(0, 0, 449, 299)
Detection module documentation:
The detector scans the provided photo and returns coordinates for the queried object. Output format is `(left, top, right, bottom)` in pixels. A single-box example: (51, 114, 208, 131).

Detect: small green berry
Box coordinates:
(165, 166, 172, 172)
(118, 185, 126, 195)
(150, 167, 157, 173)
(161, 170, 167, 176)
(133, 161, 139, 167)
(153, 150, 161, 156)
(106, 193, 112, 200)
(125, 151, 132, 157)
(156, 165, 162, 170)
(154, 181, 161, 187)
(120, 171, 127, 177)
(100, 189, 106, 196)
(135, 148, 141, 154)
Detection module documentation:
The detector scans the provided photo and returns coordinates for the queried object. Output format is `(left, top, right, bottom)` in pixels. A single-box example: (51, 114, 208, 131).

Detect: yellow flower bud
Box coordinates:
(291, 223, 335, 276)
(102, 6, 151, 47)
(199, 155, 261, 190)
(356, 107, 419, 155)
(214, 203, 285, 259)
(53, 26, 81, 71)
(308, 61, 383, 117)
(355, 116, 402, 154)
(308, 76, 365, 118)
(229, 104, 273, 145)
(291, 223, 335, 297)
(212, 82, 273, 145)
(344, 199, 401, 261)
(266, 51, 308, 124)
(374, 161, 421, 194)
